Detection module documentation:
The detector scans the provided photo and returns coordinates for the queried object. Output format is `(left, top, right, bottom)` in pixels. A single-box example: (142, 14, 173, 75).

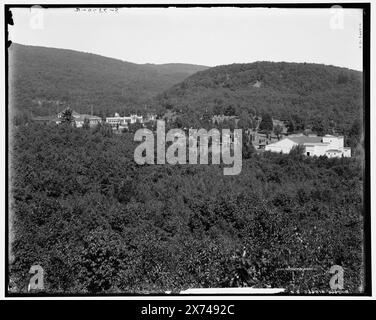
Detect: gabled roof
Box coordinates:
(265, 137, 297, 147)
(272, 119, 286, 127)
(326, 149, 342, 153)
(75, 114, 101, 121)
(304, 143, 329, 146)
(287, 135, 323, 144)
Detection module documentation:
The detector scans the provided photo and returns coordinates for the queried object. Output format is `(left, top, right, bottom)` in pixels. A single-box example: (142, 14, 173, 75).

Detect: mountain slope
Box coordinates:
(155, 61, 363, 132)
(143, 63, 210, 75)
(8, 43, 208, 117)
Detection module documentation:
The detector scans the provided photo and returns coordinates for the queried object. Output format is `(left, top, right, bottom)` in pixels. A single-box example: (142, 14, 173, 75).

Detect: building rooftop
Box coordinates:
(76, 114, 101, 121)
(326, 149, 342, 153)
(288, 135, 323, 144)
(323, 134, 344, 138)
(304, 143, 330, 146)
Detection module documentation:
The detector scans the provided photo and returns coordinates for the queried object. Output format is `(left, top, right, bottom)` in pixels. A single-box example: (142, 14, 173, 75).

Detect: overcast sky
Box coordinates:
(9, 7, 363, 70)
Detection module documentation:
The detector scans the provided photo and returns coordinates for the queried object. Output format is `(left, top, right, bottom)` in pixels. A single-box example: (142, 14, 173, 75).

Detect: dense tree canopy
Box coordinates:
(7, 44, 365, 295)
(259, 113, 274, 132)
(155, 61, 363, 134)
(9, 122, 364, 293)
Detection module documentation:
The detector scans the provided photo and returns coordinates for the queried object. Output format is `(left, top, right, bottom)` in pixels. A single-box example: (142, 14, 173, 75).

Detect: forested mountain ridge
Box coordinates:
(155, 61, 363, 133)
(143, 63, 210, 74)
(9, 44, 363, 134)
(8, 43, 208, 117)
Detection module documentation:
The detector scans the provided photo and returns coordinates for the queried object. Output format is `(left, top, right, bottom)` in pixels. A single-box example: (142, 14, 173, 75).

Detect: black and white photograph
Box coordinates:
(2, 1, 372, 301)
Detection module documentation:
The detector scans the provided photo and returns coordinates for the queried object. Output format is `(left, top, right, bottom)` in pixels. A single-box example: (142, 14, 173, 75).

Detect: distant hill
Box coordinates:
(8, 43, 208, 117)
(154, 61, 363, 132)
(143, 63, 210, 75)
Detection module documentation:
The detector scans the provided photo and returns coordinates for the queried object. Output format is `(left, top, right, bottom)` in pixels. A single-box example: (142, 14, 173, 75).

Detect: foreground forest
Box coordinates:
(9, 123, 364, 293)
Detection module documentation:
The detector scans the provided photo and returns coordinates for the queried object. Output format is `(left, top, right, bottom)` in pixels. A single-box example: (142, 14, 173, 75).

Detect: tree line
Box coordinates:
(8, 121, 364, 293)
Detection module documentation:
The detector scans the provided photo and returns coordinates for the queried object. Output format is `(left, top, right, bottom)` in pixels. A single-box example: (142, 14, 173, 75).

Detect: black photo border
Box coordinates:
(3, 2, 371, 298)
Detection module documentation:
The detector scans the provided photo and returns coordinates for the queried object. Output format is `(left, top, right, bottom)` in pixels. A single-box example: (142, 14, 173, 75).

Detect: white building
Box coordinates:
(145, 114, 157, 122)
(105, 114, 127, 126)
(56, 110, 101, 127)
(105, 113, 143, 127)
(130, 114, 143, 124)
(265, 134, 351, 158)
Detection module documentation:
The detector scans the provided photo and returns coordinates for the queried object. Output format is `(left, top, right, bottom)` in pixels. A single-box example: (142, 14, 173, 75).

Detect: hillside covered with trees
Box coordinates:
(8, 45, 365, 294)
(9, 45, 363, 139)
(8, 43, 208, 118)
(9, 122, 364, 293)
(155, 61, 363, 134)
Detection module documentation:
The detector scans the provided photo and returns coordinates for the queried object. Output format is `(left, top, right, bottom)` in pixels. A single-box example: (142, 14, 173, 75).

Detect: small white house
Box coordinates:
(342, 147, 352, 157)
(305, 143, 330, 157)
(265, 134, 351, 158)
(325, 149, 343, 158)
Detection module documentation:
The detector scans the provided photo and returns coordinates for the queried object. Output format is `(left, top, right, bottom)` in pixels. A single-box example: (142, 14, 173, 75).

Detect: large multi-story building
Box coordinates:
(105, 113, 144, 127)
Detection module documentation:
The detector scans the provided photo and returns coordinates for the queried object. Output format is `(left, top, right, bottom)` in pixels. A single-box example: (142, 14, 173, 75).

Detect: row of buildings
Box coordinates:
(241, 117, 351, 158)
(210, 114, 351, 158)
(34, 110, 155, 129)
(33, 109, 351, 158)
